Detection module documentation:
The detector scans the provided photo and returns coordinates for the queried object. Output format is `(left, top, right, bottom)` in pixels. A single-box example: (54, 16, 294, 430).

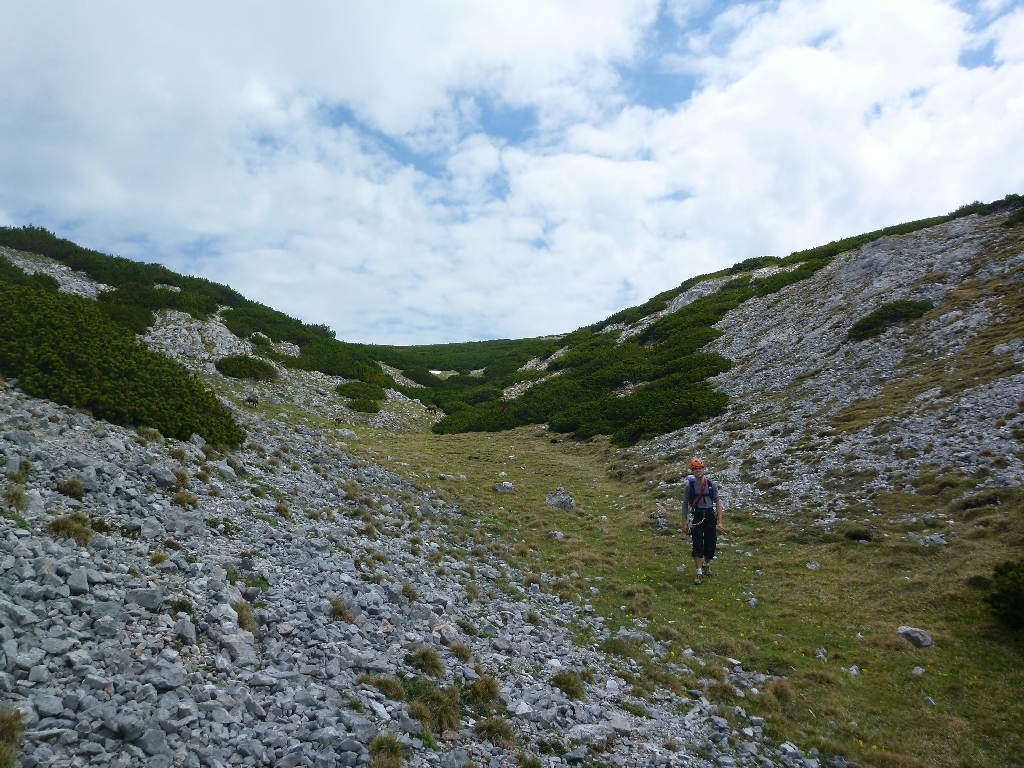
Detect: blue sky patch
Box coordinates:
(958, 39, 997, 69)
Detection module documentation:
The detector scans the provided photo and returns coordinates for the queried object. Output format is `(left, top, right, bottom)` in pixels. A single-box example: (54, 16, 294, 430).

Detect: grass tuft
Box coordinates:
(368, 732, 404, 768)
(230, 600, 257, 632)
(551, 670, 586, 700)
(474, 716, 515, 748)
(56, 477, 84, 500)
(408, 646, 444, 678)
(45, 511, 93, 545)
(330, 598, 355, 623)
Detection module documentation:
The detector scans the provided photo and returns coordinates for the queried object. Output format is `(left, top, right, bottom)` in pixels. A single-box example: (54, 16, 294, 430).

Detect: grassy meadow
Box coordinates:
(312, 421, 1024, 768)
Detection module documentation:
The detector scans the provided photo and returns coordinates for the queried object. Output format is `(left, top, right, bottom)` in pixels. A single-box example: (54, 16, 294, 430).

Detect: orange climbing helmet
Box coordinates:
(690, 458, 705, 469)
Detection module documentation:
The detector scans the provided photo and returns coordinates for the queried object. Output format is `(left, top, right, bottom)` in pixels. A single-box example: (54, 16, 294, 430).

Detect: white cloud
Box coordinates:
(0, 0, 1021, 344)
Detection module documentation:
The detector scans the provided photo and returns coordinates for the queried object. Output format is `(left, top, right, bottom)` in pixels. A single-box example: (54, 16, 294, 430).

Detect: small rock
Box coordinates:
(494, 481, 515, 492)
(544, 487, 576, 511)
(173, 617, 197, 645)
(924, 696, 936, 706)
(34, 694, 64, 718)
(150, 464, 178, 488)
(128, 586, 165, 610)
(897, 626, 933, 648)
(912, 666, 925, 676)
(806, 562, 820, 570)
(67, 567, 90, 595)
(547, 530, 564, 540)
(137, 728, 172, 756)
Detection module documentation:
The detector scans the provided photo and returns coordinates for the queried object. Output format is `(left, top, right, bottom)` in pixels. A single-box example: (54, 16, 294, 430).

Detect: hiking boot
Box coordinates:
(693, 573, 703, 586)
(703, 563, 713, 577)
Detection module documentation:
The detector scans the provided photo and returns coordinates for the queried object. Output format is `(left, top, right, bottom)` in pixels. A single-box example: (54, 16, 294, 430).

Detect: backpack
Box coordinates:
(687, 474, 716, 510)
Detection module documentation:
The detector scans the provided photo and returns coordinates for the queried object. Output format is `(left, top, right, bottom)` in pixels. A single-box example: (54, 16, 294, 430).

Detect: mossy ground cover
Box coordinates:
(332, 422, 1024, 768)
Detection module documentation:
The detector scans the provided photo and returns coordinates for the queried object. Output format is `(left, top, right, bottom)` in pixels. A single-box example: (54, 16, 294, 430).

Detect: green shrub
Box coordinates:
(372, 676, 406, 701)
(463, 673, 501, 708)
(330, 598, 355, 623)
(421, 687, 461, 731)
(245, 573, 270, 591)
(337, 381, 387, 401)
(215, 355, 278, 381)
(348, 399, 381, 414)
(551, 671, 586, 700)
(848, 300, 934, 341)
(0, 257, 244, 446)
(45, 512, 93, 546)
(620, 701, 650, 718)
(985, 558, 1024, 628)
(172, 490, 199, 509)
(5, 460, 30, 483)
(402, 582, 419, 601)
(149, 552, 168, 566)
(451, 643, 472, 663)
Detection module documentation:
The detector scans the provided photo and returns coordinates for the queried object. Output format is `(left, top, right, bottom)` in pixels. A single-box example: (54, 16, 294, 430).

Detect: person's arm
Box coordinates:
(715, 499, 724, 533)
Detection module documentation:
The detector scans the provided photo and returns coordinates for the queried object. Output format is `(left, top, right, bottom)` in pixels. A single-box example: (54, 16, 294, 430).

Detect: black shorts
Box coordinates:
(690, 511, 717, 560)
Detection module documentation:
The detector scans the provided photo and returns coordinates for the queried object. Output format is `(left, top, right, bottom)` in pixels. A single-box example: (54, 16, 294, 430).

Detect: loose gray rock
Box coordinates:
(127, 586, 165, 610)
(494, 481, 515, 492)
(898, 626, 933, 647)
(545, 486, 577, 510)
(33, 694, 64, 718)
(173, 616, 197, 645)
(67, 567, 90, 595)
(137, 727, 172, 755)
(150, 463, 178, 487)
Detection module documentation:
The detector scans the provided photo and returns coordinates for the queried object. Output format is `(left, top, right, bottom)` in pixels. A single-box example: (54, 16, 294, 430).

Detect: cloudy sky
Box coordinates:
(1, 1, 1022, 344)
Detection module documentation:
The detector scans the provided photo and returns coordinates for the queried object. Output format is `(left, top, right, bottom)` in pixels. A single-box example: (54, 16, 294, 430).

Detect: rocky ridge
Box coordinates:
(621, 213, 1024, 530)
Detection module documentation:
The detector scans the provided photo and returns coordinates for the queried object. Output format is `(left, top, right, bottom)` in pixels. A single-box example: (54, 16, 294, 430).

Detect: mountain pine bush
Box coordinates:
(215, 355, 278, 381)
(985, 559, 1024, 628)
(848, 300, 934, 341)
(0, 259, 244, 446)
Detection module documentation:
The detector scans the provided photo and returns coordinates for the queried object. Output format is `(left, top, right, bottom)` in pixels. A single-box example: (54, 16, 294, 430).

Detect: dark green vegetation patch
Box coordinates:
(0, 256, 244, 446)
(0, 226, 393, 388)
(336, 381, 387, 401)
(986, 558, 1024, 628)
(215, 355, 278, 382)
(848, 300, 934, 341)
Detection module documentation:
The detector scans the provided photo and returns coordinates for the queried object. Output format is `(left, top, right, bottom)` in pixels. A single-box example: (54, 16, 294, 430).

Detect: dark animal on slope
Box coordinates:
(425, 404, 438, 414)
(245, 393, 259, 408)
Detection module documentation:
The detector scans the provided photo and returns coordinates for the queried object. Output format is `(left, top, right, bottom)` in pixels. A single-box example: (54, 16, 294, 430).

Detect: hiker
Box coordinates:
(682, 458, 723, 586)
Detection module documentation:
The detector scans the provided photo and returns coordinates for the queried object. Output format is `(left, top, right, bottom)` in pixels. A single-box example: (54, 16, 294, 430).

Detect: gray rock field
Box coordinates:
(1, 378, 803, 768)
(628, 213, 1024, 529)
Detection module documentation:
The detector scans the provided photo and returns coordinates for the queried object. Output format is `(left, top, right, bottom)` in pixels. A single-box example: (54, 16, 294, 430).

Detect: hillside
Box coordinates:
(0, 198, 1023, 768)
